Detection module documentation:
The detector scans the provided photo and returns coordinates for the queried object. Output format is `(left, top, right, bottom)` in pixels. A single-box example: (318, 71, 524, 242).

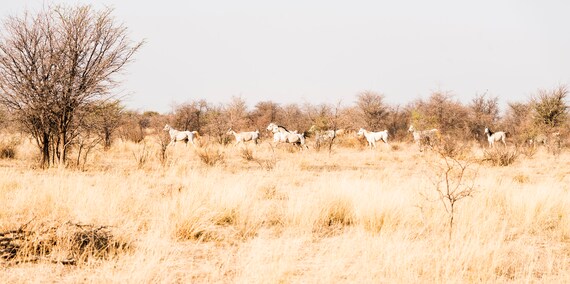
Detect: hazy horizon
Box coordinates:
(3, 0, 569, 113)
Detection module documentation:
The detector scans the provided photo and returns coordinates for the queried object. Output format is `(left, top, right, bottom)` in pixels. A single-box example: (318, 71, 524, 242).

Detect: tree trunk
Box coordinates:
(41, 132, 50, 168)
(104, 127, 111, 149)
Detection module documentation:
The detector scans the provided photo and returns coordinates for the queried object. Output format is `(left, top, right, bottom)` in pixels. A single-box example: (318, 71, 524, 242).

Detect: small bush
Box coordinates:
(483, 147, 519, 166)
(240, 147, 254, 161)
(0, 145, 16, 159)
(0, 137, 20, 159)
(197, 147, 225, 166)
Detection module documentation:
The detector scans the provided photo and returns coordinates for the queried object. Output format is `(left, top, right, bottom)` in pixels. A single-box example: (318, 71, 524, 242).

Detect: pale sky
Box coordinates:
(3, 1, 570, 113)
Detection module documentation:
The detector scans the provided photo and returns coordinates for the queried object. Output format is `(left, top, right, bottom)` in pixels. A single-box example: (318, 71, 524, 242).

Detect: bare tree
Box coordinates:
(385, 105, 410, 141)
(302, 101, 345, 152)
(423, 150, 477, 243)
(337, 106, 362, 132)
(74, 103, 104, 170)
(503, 102, 532, 145)
(203, 103, 229, 144)
(225, 96, 250, 130)
(0, 5, 143, 167)
(356, 91, 388, 130)
(305, 103, 332, 129)
(468, 93, 500, 143)
(251, 101, 281, 137)
(93, 100, 123, 149)
(148, 114, 170, 166)
(172, 99, 207, 132)
(532, 85, 568, 130)
(281, 103, 309, 132)
(118, 110, 147, 143)
(411, 91, 469, 137)
(0, 105, 7, 130)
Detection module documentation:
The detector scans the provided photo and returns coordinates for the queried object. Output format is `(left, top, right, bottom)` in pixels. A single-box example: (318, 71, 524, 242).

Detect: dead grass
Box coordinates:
(1, 221, 130, 265)
(1, 136, 569, 282)
(196, 146, 225, 166)
(483, 147, 519, 166)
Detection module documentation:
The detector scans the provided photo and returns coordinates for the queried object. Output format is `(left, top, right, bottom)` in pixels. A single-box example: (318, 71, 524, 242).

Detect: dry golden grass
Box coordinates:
(1, 136, 570, 282)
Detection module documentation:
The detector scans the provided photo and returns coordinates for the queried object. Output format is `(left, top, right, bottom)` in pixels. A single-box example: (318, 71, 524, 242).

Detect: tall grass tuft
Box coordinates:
(483, 147, 519, 166)
(240, 147, 254, 162)
(196, 147, 225, 166)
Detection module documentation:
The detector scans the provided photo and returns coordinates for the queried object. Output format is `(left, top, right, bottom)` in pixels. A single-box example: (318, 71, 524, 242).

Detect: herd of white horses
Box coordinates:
(164, 123, 525, 151)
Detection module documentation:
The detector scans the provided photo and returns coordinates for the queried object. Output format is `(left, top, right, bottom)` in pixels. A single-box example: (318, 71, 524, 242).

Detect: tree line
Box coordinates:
(115, 87, 568, 149)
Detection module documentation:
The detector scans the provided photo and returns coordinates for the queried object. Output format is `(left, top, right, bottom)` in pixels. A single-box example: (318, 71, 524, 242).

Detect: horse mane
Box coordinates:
(277, 125, 290, 133)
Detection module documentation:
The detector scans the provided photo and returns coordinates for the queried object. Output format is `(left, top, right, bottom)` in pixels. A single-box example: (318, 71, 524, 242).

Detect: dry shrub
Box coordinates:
(513, 174, 530, 184)
(240, 147, 254, 161)
(433, 136, 470, 159)
(254, 158, 276, 171)
(175, 210, 222, 242)
(0, 145, 16, 159)
(214, 207, 238, 226)
(313, 197, 355, 236)
(196, 147, 225, 166)
(119, 126, 145, 144)
(0, 221, 130, 265)
(548, 133, 563, 155)
(337, 135, 365, 149)
(131, 142, 149, 169)
(483, 147, 519, 166)
(390, 143, 401, 151)
(0, 137, 20, 159)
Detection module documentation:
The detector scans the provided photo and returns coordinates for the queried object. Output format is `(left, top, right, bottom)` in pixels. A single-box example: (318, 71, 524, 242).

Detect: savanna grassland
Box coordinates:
(1, 135, 570, 283)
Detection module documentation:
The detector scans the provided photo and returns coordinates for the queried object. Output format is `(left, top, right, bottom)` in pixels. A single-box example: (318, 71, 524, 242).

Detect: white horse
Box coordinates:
(164, 124, 198, 147)
(226, 128, 260, 146)
(408, 125, 439, 151)
(357, 128, 389, 149)
(267, 123, 308, 149)
(484, 127, 506, 147)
